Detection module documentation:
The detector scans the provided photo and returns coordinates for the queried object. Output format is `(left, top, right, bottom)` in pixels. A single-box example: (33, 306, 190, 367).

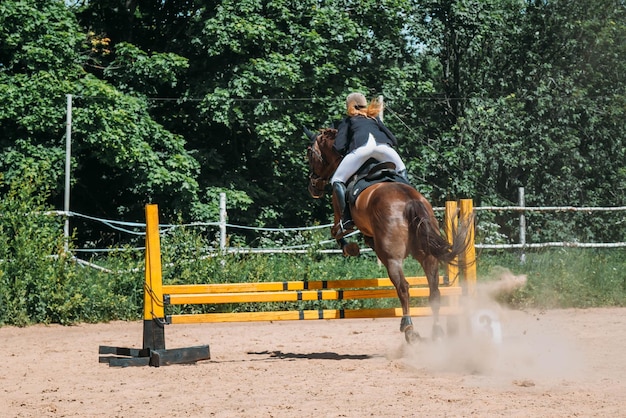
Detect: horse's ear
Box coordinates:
(303, 126, 317, 143)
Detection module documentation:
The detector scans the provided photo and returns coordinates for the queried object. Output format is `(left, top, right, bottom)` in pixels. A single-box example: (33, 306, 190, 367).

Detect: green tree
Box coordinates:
(427, 0, 626, 241)
(74, 0, 434, 229)
(0, 1, 208, 246)
(5, 0, 625, 247)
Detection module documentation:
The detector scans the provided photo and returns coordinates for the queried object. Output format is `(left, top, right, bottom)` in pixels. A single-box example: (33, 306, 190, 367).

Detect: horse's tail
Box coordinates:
(405, 199, 472, 265)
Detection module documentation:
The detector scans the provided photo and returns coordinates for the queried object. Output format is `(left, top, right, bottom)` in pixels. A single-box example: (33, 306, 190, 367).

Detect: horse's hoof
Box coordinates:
(432, 324, 445, 341)
(342, 243, 360, 257)
(405, 329, 421, 344)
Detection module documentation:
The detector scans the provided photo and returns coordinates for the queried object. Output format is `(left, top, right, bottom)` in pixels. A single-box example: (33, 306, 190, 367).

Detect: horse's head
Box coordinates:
(304, 127, 342, 199)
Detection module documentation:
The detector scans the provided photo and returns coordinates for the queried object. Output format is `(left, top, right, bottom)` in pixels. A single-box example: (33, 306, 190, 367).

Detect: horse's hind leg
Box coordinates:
(384, 258, 421, 343)
(422, 254, 444, 340)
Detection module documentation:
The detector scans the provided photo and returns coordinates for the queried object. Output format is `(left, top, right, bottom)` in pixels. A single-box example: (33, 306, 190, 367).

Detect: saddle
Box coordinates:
(346, 159, 410, 206)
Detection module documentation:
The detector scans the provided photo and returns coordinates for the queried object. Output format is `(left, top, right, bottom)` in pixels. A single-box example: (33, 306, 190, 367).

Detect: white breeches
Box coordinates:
(331, 134, 406, 184)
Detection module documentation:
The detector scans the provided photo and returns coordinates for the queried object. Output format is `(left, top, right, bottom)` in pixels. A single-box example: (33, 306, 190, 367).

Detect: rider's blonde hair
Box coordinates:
(346, 92, 382, 118)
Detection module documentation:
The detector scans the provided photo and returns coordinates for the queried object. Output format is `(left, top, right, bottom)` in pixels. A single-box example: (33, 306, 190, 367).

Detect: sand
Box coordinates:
(2, 306, 625, 417)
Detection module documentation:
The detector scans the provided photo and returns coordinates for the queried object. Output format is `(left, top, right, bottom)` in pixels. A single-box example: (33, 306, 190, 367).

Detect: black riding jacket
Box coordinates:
(333, 115, 398, 155)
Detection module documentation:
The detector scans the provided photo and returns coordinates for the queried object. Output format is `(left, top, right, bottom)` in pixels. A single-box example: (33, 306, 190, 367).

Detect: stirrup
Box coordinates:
(341, 219, 354, 231)
(332, 219, 355, 239)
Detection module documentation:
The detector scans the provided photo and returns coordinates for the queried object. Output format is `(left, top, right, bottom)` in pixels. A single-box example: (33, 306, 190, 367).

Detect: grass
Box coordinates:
(3, 229, 626, 326)
(476, 248, 626, 308)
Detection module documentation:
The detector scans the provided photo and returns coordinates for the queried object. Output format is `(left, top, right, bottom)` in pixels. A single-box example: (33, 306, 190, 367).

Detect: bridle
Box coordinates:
(306, 130, 342, 199)
(307, 138, 328, 198)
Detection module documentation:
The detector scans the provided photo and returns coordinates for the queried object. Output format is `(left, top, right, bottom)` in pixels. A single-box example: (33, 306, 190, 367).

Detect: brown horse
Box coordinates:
(305, 127, 471, 342)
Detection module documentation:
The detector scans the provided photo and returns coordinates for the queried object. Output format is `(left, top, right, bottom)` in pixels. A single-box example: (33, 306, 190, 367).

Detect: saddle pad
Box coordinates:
(347, 167, 410, 206)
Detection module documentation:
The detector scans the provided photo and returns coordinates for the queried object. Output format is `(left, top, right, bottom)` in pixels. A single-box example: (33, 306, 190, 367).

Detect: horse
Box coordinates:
(305, 127, 472, 342)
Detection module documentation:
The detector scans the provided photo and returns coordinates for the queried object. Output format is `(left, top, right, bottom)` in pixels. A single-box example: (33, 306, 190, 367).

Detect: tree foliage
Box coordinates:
(0, 0, 207, 245)
(0, 0, 625, 246)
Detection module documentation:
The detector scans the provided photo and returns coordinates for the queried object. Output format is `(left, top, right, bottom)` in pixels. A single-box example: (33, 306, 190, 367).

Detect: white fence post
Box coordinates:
(517, 187, 526, 263)
(219, 192, 227, 252)
(64, 94, 72, 253)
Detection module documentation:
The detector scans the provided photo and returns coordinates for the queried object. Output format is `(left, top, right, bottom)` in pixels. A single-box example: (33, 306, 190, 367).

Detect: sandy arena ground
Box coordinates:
(1, 305, 625, 417)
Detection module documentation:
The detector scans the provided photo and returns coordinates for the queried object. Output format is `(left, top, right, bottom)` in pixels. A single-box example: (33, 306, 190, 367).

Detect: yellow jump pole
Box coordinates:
(459, 199, 476, 297)
(444, 200, 460, 314)
(444, 200, 459, 286)
(142, 204, 166, 351)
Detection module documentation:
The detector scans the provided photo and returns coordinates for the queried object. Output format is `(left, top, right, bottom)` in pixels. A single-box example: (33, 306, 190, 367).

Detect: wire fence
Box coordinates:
(9, 187, 611, 275)
(33, 200, 626, 273)
(54, 202, 626, 257)
(473, 205, 626, 250)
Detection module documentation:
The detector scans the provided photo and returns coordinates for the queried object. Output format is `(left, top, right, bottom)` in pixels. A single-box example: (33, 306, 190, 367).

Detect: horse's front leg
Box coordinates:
(336, 238, 360, 257)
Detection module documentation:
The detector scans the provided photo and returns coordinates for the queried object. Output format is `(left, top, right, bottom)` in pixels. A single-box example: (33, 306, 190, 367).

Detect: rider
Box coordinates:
(331, 92, 408, 238)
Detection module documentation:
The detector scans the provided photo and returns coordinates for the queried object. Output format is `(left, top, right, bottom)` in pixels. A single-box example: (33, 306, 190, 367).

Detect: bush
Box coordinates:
(0, 177, 144, 326)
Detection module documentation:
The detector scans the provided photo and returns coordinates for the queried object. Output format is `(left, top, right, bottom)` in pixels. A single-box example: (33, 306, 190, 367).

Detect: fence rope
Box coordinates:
(43, 206, 626, 270)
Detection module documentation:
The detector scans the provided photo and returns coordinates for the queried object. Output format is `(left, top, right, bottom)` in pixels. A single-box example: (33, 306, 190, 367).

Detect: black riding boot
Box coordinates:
(332, 181, 354, 236)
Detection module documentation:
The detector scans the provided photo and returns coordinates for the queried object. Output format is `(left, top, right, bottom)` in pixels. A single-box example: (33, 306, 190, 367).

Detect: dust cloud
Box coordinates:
(392, 268, 587, 383)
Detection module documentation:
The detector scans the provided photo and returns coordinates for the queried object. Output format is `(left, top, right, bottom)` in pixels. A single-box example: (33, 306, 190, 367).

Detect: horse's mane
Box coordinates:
(318, 128, 337, 145)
